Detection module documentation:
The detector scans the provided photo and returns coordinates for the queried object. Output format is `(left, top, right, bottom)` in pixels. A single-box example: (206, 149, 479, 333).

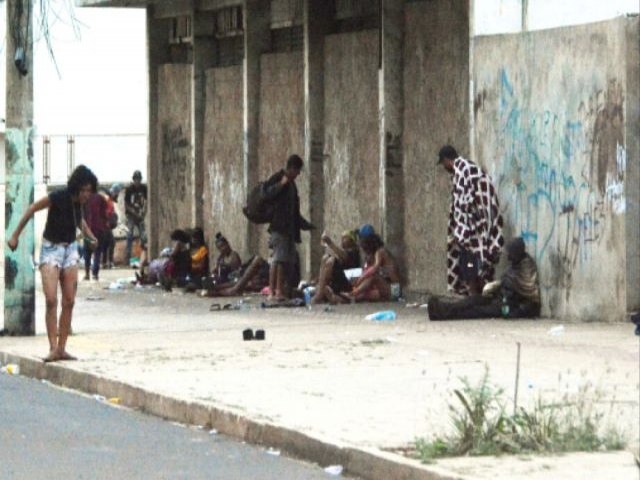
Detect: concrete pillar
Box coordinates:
(521, 0, 529, 31)
(146, 8, 170, 258)
(243, 0, 271, 256)
(625, 17, 640, 312)
(379, 0, 405, 278)
(4, 0, 35, 335)
(303, 0, 332, 276)
(191, 11, 216, 230)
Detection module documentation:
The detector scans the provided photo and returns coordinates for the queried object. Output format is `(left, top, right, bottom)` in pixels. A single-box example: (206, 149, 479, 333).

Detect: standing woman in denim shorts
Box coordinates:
(7, 165, 99, 362)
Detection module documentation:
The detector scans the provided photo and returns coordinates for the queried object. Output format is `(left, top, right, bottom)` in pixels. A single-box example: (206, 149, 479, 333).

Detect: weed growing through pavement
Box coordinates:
(415, 367, 628, 463)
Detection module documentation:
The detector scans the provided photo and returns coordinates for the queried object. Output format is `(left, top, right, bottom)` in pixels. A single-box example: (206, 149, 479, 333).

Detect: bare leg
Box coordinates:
(275, 263, 286, 300)
(311, 257, 335, 305)
(221, 257, 265, 296)
(41, 265, 60, 361)
(352, 276, 391, 302)
(56, 267, 78, 361)
(268, 261, 277, 300)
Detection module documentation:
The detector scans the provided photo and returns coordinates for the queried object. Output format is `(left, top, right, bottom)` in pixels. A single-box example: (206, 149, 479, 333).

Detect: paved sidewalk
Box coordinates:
(1, 269, 638, 480)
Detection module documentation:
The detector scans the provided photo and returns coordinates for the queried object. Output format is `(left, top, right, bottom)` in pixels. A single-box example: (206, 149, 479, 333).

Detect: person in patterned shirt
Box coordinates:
(437, 145, 504, 295)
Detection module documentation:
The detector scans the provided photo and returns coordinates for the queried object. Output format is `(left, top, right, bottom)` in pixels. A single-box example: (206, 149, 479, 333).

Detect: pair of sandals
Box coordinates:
(209, 303, 239, 311)
(243, 328, 265, 341)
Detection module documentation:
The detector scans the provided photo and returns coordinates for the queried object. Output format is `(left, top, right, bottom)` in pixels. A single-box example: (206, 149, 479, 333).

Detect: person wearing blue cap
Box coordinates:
(358, 224, 375, 239)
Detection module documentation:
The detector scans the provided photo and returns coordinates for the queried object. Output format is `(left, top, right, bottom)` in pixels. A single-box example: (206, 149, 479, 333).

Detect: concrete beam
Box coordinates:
(379, 0, 406, 280)
(303, 0, 332, 276)
(4, 0, 35, 335)
(146, 7, 171, 258)
(243, 0, 270, 256)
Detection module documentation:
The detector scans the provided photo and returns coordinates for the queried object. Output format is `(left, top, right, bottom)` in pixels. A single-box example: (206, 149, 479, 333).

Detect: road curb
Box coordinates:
(1, 351, 464, 480)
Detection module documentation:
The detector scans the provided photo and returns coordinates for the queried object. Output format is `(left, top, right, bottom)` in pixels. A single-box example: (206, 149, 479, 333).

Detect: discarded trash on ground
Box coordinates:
(108, 397, 121, 405)
(93, 394, 106, 402)
(86, 295, 104, 301)
(265, 448, 281, 456)
(365, 310, 397, 322)
(324, 465, 343, 476)
(548, 325, 565, 336)
(0, 364, 20, 375)
(209, 429, 218, 435)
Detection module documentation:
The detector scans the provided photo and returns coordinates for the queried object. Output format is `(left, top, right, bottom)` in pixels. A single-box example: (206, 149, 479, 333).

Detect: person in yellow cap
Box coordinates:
(310, 229, 361, 304)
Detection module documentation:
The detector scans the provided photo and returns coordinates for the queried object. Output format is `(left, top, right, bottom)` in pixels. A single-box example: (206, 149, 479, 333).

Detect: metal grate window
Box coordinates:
(215, 6, 243, 38)
(169, 15, 192, 44)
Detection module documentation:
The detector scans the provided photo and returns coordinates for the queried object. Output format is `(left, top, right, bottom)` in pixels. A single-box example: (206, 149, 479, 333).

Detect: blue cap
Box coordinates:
(359, 224, 375, 239)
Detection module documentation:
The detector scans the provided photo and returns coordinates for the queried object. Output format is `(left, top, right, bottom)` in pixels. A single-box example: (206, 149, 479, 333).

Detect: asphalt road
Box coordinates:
(0, 373, 341, 480)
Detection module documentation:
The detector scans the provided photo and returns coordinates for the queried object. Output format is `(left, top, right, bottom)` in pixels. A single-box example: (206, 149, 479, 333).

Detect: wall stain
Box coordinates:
(160, 123, 191, 233)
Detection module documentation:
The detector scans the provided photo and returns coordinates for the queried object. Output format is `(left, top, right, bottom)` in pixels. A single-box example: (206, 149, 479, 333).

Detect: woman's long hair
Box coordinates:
(67, 165, 98, 195)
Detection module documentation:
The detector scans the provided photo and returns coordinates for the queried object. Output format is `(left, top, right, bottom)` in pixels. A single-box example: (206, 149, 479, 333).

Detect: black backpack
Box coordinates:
(242, 182, 274, 224)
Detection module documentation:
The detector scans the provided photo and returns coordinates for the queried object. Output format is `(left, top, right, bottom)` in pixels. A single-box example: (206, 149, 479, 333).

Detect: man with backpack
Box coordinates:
(263, 154, 314, 301)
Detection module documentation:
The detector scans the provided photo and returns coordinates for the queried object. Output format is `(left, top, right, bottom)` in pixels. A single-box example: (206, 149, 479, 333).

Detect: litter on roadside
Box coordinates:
(86, 295, 104, 301)
(0, 364, 20, 375)
(93, 394, 106, 402)
(209, 429, 218, 435)
(265, 448, 281, 456)
(365, 310, 396, 321)
(324, 465, 343, 476)
(108, 397, 121, 405)
(548, 325, 565, 336)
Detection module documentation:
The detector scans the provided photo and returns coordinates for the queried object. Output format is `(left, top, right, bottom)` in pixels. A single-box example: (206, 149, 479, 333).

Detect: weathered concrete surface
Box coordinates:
(203, 66, 245, 258)
(257, 52, 306, 263)
(473, 17, 640, 321)
(0, 269, 638, 480)
(624, 18, 640, 313)
(323, 31, 380, 236)
(402, 0, 471, 294)
(156, 64, 193, 245)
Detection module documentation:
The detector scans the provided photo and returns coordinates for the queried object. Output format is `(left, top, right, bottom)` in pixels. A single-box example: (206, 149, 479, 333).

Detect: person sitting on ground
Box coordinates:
(159, 229, 192, 290)
(428, 237, 540, 320)
(188, 227, 209, 288)
(136, 247, 171, 285)
(310, 229, 361, 304)
(213, 255, 271, 297)
(209, 232, 242, 286)
(335, 225, 400, 303)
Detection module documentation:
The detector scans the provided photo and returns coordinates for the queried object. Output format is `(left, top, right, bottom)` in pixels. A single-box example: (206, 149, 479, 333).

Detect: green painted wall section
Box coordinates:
(4, 127, 36, 335)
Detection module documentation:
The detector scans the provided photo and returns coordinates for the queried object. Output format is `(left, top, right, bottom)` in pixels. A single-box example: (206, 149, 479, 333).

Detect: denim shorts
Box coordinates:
(39, 239, 80, 270)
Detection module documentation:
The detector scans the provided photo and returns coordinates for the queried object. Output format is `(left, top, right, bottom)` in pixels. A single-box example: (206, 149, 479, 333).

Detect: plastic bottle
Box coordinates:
(501, 296, 510, 318)
(303, 287, 312, 309)
(365, 310, 397, 321)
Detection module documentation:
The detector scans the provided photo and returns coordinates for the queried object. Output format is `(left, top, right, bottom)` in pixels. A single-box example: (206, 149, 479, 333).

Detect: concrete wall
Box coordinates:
(473, 17, 639, 321)
(156, 64, 193, 247)
(323, 31, 380, 237)
(203, 66, 245, 259)
(257, 52, 306, 260)
(403, 0, 471, 293)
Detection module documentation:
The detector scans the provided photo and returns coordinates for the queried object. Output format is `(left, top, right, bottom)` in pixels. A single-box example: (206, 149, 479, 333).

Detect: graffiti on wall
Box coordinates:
(493, 70, 625, 293)
(160, 123, 191, 230)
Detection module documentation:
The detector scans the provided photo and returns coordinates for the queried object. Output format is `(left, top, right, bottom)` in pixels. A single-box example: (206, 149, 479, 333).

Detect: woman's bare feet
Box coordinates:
(58, 350, 77, 361)
(43, 350, 60, 363)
